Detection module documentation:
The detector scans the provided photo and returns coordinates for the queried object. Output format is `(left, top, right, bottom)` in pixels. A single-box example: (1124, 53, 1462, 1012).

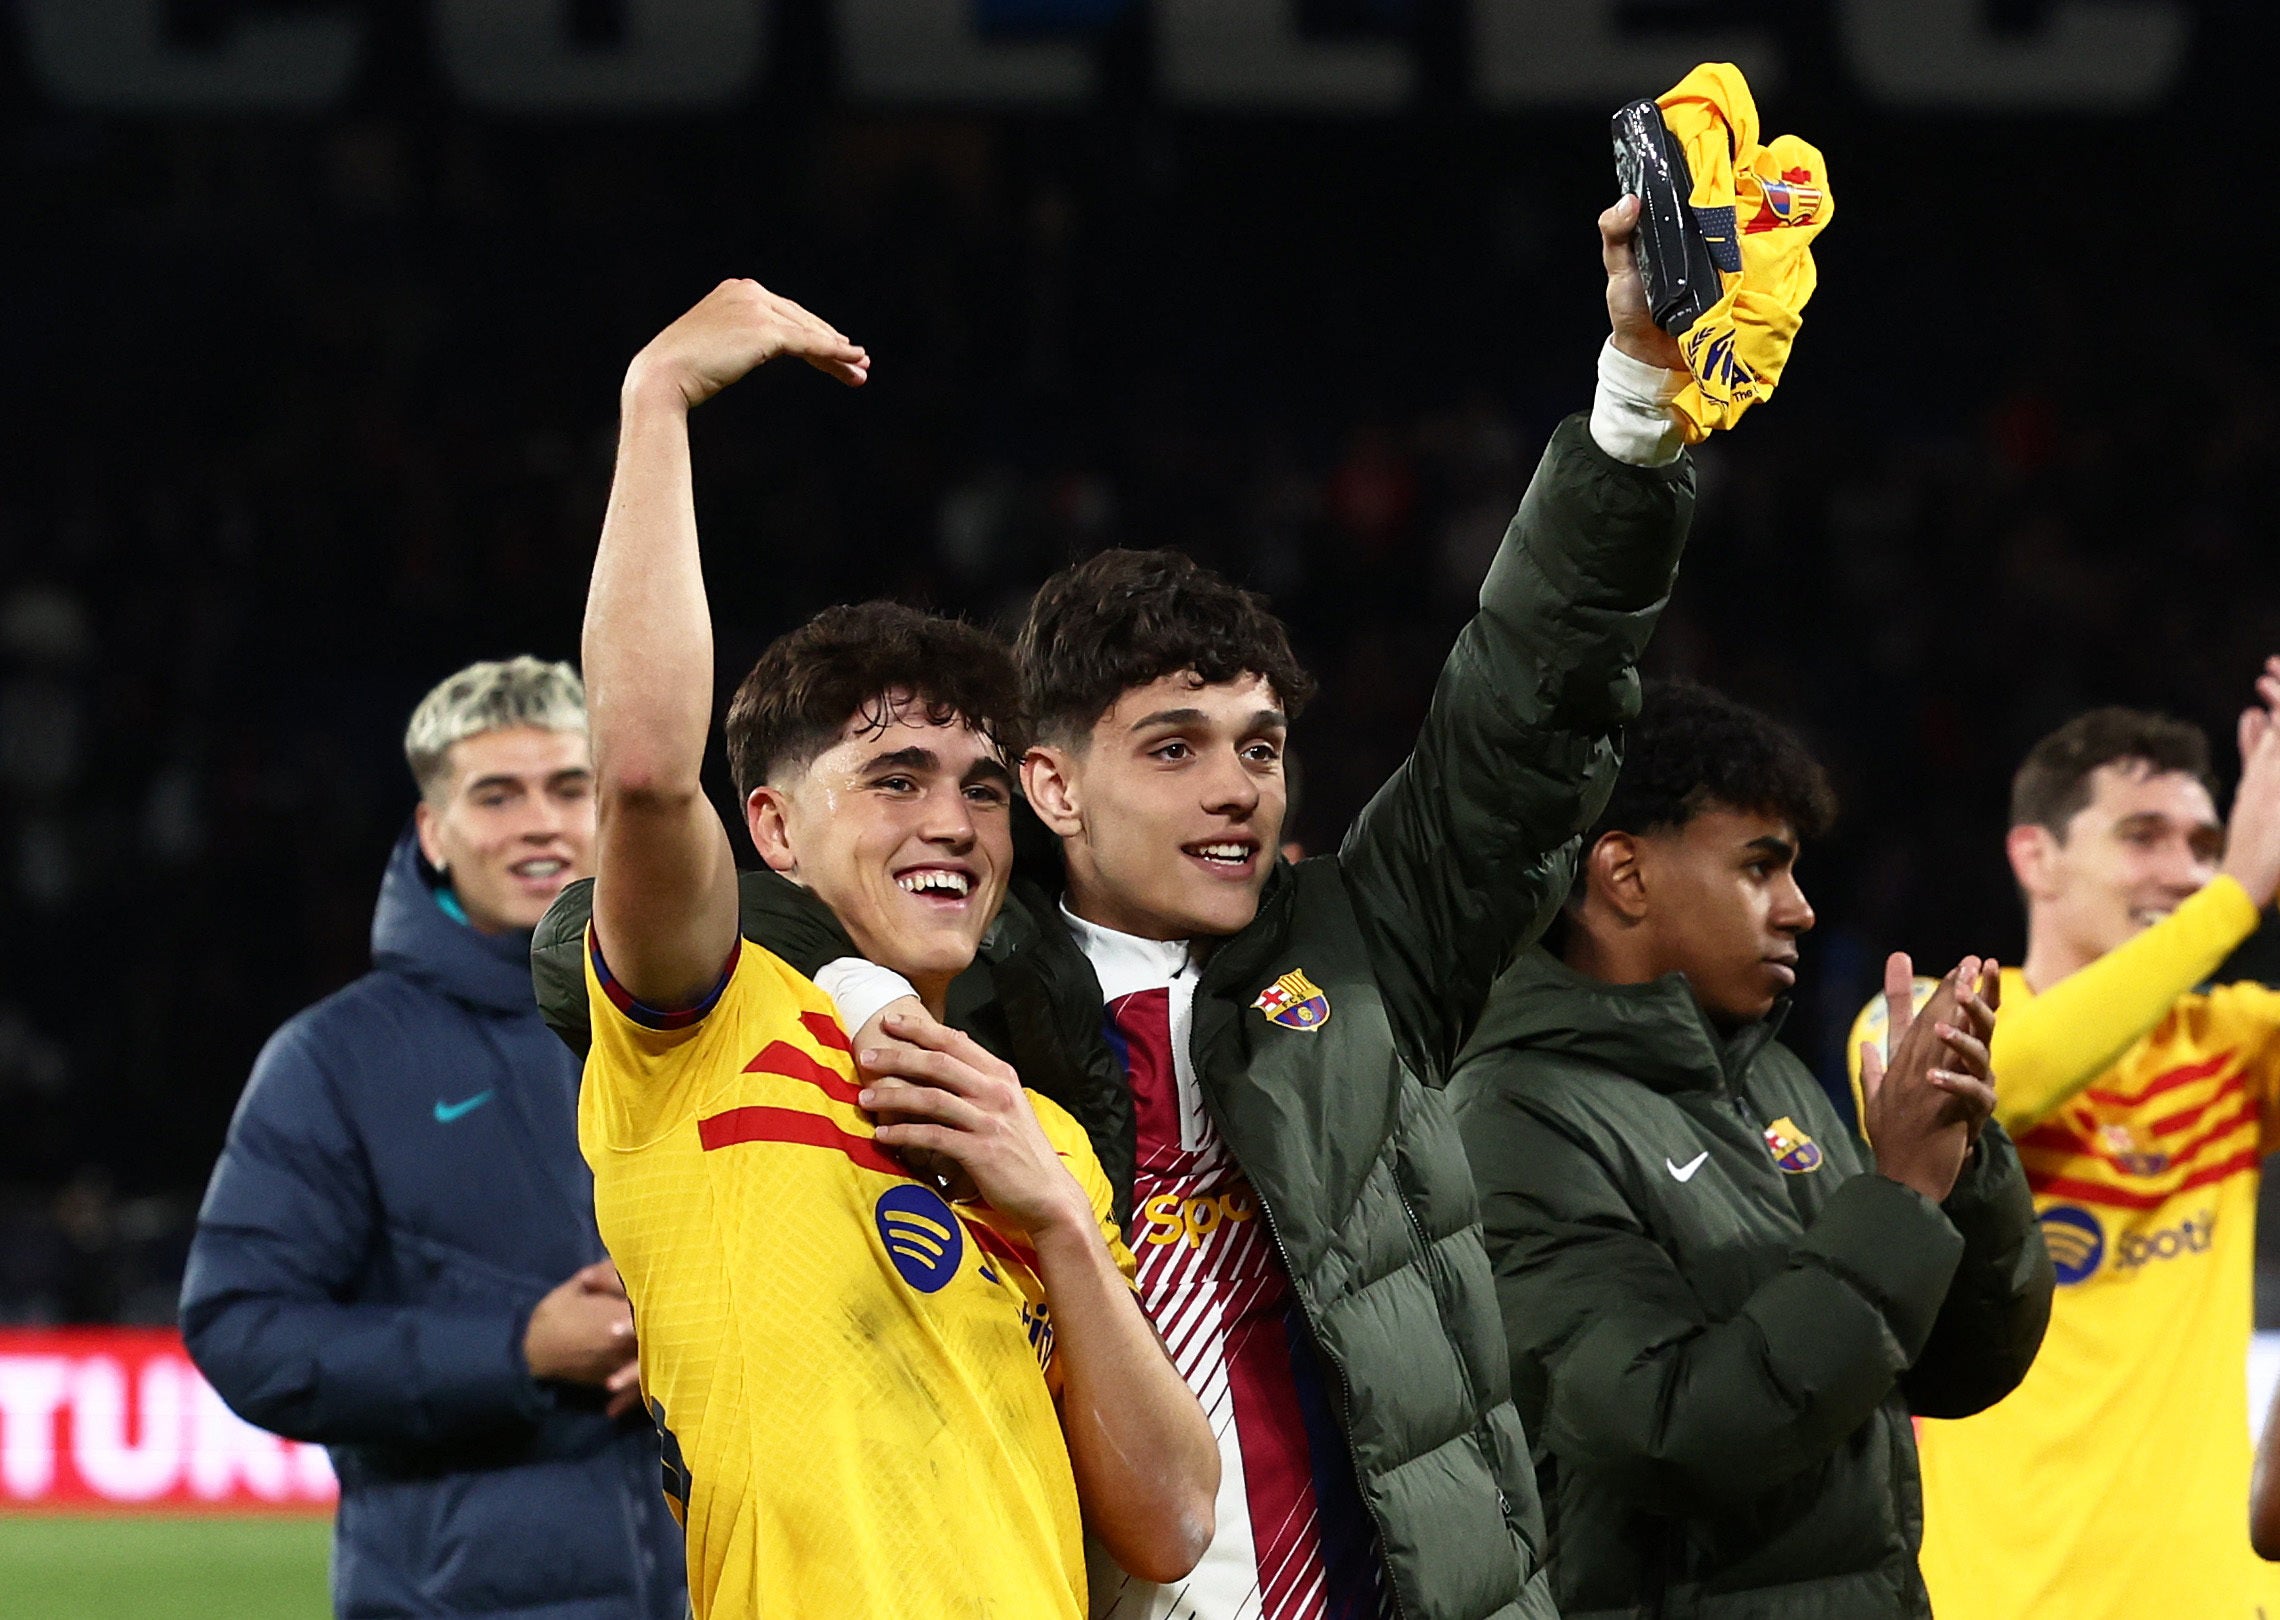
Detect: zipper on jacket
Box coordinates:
(1190, 1075, 1419, 1620)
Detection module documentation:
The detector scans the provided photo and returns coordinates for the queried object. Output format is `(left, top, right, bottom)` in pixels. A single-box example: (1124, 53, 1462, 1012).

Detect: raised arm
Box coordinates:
(1340, 202, 1695, 1081)
(1986, 662, 2280, 1130)
(587, 281, 868, 1006)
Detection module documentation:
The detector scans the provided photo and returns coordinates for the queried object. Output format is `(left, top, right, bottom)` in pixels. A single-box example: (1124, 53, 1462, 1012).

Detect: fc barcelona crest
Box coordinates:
(1762, 1116, 1822, 1174)
(1253, 970, 1330, 1032)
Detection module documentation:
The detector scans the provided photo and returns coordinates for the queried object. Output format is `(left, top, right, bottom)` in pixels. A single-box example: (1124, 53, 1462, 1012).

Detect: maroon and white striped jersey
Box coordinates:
(1066, 910, 1393, 1620)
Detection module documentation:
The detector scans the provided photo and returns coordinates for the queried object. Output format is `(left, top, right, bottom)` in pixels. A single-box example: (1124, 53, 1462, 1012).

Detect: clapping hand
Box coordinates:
(1860, 952, 2002, 1204)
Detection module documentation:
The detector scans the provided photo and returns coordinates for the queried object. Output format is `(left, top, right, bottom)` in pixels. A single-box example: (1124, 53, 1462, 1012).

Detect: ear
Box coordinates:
(746, 786, 799, 877)
(1021, 746, 1085, 839)
(1587, 831, 1649, 923)
(2007, 822, 2058, 901)
(413, 798, 446, 873)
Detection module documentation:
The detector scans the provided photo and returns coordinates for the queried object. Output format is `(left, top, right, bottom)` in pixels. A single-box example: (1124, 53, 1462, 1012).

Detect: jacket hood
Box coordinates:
(1462, 945, 1783, 1094)
(371, 825, 550, 1017)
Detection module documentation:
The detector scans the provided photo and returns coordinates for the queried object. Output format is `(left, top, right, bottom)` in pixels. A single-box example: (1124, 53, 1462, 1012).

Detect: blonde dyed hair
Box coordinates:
(404, 657, 587, 800)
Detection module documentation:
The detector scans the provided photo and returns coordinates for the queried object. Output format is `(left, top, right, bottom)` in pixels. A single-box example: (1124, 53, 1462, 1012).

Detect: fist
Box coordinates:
(1599, 197, 1688, 371)
(624, 279, 869, 409)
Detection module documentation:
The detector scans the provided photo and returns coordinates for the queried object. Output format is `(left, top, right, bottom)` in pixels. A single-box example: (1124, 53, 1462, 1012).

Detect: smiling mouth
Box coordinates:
(896, 868, 974, 902)
(2130, 907, 2175, 929)
(509, 858, 568, 883)
(1183, 840, 1259, 875)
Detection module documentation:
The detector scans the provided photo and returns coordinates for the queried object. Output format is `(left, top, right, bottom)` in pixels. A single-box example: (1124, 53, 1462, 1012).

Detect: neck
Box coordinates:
(1062, 866, 1194, 945)
(2019, 923, 2095, 997)
(1562, 907, 1664, 988)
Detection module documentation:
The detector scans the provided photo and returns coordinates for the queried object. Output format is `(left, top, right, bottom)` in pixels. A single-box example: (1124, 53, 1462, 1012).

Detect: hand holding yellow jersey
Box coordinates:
(1655, 63, 1832, 441)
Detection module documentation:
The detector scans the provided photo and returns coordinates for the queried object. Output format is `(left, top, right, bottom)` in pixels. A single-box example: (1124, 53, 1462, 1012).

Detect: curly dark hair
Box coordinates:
(723, 601, 1024, 801)
(1590, 678, 1837, 844)
(1014, 548, 1317, 747)
(2010, 707, 2213, 834)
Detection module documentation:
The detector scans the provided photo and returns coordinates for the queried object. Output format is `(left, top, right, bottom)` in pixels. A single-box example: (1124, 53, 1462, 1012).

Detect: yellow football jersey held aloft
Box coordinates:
(1850, 880, 2280, 1620)
(1653, 62, 1832, 443)
(581, 933, 1133, 1620)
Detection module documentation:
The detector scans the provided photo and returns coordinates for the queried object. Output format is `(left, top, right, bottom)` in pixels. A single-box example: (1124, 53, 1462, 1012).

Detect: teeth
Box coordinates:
(897, 870, 971, 897)
(1194, 844, 1249, 863)
(514, 860, 565, 877)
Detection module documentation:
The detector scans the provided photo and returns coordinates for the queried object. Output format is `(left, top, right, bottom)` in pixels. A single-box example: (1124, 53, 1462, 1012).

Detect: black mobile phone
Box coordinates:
(1610, 98, 1736, 335)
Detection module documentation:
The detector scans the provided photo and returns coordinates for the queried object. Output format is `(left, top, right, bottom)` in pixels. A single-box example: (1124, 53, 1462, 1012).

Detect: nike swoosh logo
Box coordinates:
(434, 1091, 495, 1124)
(1666, 1151, 1709, 1182)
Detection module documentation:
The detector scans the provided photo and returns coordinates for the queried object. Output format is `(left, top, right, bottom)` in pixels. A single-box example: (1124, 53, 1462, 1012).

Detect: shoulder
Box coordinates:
(590, 931, 823, 1027)
(1456, 1043, 1631, 1120)
(2198, 977, 2280, 1021)
(1027, 1089, 1119, 1224)
(1453, 1050, 1636, 1182)
(251, 971, 422, 1085)
(230, 976, 421, 1143)
(1028, 1091, 1105, 1179)
(2181, 979, 2280, 1049)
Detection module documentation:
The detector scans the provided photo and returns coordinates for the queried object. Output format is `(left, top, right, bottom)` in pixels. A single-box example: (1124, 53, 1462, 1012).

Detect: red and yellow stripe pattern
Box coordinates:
(2013, 1046, 2254, 1211)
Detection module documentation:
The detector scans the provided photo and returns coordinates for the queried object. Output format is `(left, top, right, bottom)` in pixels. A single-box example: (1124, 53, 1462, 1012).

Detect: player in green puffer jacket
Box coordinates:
(1452, 681, 2052, 1620)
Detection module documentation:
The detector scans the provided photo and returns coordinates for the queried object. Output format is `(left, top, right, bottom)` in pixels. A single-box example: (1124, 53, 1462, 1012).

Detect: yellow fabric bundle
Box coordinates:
(1655, 63, 1832, 441)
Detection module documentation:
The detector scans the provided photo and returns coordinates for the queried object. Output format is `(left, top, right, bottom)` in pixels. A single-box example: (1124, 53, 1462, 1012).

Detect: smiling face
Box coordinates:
(747, 704, 1014, 999)
(413, 725, 596, 933)
(2011, 761, 2222, 976)
(1023, 671, 1287, 942)
(1609, 805, 1817, 1027)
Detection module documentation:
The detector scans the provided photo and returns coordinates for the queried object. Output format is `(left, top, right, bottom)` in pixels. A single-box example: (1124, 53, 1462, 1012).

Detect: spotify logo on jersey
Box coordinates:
(875, 1184, 964, 1293)
(2038, 1206, 2105, 1285)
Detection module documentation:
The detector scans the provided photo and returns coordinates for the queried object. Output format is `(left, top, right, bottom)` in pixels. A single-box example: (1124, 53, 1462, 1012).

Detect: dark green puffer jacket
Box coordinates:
(1450, 950, 2053, 1620)
(537, 414, 1695, 1620)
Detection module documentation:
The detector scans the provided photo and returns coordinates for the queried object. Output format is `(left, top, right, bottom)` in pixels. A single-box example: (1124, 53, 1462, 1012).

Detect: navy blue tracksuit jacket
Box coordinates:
(181, 830, 685, 1619)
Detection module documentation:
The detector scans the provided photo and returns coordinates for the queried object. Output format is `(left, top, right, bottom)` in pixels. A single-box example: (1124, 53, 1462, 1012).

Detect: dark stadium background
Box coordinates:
(3, 0, 2277, 1333)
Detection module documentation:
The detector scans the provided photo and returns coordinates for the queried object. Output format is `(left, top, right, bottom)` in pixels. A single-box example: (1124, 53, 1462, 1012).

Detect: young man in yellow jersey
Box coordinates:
(579, 278, 1218, 1619)
(1851, 657, 2280, 1620)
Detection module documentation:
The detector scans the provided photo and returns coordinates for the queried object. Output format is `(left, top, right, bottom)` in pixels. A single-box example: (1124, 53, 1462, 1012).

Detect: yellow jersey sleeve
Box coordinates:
(1987, 877, 2263, 1131)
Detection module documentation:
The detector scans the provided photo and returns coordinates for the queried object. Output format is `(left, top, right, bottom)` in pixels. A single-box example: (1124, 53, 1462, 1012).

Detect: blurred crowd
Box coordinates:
(5, 87, 2276, 1322)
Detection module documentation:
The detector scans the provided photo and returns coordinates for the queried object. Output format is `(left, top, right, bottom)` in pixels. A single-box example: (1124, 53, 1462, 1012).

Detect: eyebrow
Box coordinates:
(1126, 707, 1288, 736)
(2116, 811, 2222, 836)
(860, 747, 1012, 787)
(1744, 834, 1796, 863)
(860, 746, 939, 774)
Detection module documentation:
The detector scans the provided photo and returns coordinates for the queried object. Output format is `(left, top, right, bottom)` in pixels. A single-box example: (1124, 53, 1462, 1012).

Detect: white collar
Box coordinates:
(1058, 901, 1196, 1003)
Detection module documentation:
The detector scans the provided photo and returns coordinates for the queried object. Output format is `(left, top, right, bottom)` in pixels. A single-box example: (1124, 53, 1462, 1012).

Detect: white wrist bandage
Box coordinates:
(812, 957, 922, 1039)
(1589, 338, 1688, 467)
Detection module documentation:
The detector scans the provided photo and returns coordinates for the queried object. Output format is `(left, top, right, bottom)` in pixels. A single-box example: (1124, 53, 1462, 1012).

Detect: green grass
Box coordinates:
(0, 1514, 332, 1619)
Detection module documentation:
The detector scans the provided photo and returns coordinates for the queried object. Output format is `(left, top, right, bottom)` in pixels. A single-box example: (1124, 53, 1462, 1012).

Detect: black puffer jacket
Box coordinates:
(539, 414, 1695, 1620)
(1450, 949, 2053, 1619)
